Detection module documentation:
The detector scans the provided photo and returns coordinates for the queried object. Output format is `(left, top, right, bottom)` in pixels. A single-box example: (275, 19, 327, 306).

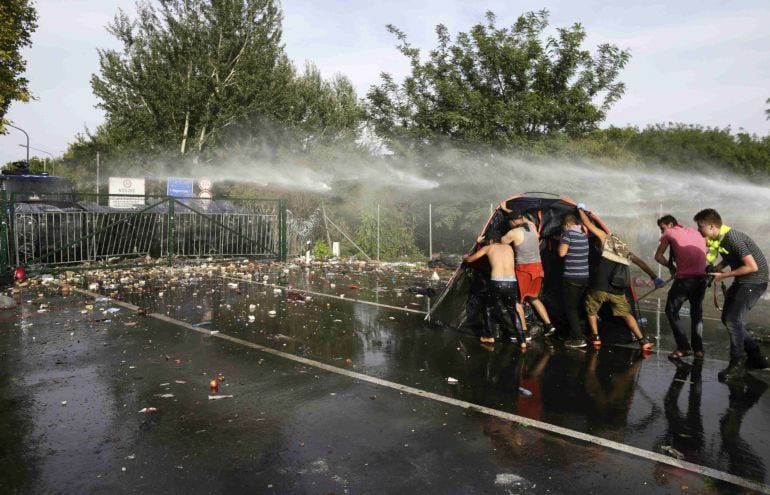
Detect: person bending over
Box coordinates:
(578, 205, 662, 350)
(464, 232, 527, 348)
(694, 208, 769, 381)
(500, 207, 557, 337)
(654, 214, 708, 360)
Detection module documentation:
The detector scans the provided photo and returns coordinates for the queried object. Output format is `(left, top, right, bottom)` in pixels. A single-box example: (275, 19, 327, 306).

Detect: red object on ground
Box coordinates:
(210, 379, 219, 393)
(286, 291, 305, 301)
(14, 266, 25, 282)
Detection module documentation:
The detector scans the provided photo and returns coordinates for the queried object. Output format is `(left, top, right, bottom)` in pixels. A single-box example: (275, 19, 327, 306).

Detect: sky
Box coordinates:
(1, 0, 769, 166)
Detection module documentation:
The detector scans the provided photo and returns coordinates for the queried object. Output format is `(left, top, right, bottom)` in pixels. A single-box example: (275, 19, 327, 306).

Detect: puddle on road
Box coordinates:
(3, 260, 770, 490)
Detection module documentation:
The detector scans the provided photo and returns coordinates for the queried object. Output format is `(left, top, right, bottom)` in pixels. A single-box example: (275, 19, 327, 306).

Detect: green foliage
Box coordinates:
(596, 124, 770, 176)
(0, 0, 38, 129)
(312, 240, 331, 258)
(91, 0, 292, 156)
(89, 0, 364, 161)
(366, 10, 630, 150)
(287, 63, 365, 144)
(354, 207, 422, 260)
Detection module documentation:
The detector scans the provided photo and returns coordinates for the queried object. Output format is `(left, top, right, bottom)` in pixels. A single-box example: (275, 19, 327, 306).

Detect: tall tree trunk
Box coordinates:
(197, 123, 207, 152)
(181, 110, 190, 154)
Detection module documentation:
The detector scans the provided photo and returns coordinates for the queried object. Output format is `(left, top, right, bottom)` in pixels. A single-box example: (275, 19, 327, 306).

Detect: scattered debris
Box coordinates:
(138, 407, 158, 413)
(208, 395, 233, 400)
(446, 377, 458, 385)
(0, 295, 17, 310)
(660, 445, 685, 460)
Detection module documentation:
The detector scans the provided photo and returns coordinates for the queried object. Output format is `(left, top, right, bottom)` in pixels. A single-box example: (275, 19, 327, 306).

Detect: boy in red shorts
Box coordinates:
(501, 208, 557, 337)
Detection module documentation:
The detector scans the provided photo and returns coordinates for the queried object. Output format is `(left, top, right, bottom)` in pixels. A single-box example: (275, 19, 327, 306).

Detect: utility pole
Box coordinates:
(6, 123, 29, 164)
(96, 152, 100, 195)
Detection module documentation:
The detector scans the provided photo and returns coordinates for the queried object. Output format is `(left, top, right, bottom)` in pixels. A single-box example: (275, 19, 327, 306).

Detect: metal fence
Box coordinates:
(1, 192, 288, 270)
(294, 203, 495, 261)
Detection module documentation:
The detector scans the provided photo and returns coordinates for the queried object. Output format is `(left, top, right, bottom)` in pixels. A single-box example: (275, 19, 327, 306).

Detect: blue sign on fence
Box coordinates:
(167, 177, 194, 197)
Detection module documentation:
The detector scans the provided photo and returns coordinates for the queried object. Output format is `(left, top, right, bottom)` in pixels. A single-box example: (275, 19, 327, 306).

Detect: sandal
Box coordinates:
(669, 349, 693, 359)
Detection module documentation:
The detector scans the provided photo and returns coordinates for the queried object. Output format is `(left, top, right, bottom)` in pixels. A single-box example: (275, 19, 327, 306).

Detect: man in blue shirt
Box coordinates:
(558, 213, 589, 347)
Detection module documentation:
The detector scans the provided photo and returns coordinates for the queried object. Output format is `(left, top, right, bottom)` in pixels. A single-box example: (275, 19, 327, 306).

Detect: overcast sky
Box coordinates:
(2, 0, 768, 166)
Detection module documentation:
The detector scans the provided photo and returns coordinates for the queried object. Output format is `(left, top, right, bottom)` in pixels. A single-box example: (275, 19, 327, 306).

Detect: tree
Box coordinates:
(287, 63, 364, 144)
(367, 10, 630, 149)
(91, 0, 294, 155)
(0, 0, 38, 131)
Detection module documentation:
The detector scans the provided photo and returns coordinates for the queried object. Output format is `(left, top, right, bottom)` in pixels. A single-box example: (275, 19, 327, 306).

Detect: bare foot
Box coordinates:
(520, 342, 528, 350)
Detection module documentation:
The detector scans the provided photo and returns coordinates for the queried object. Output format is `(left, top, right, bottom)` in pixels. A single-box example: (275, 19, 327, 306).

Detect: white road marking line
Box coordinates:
(69, 285, 770, 494)
(222, 275, 430, 315)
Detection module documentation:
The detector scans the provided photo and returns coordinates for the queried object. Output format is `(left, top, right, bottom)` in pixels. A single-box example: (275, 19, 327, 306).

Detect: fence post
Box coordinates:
(0, 190, 8, 271)
(376, 204, 380, 262)
(428, 203, 432, 260)
(279, 199, 287, 262)
(167, 197, 175, 264)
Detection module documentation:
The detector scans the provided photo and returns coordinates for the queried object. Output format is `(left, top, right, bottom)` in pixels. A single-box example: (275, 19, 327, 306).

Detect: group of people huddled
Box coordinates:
(463, 202, 769, 382)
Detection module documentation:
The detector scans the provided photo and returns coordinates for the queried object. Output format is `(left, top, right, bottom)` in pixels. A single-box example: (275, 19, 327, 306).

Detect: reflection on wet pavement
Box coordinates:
(1, 261, 769, 493)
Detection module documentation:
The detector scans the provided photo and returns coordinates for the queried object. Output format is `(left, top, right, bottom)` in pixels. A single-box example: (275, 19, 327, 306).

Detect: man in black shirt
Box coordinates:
(578, 207, 663, 350)
(694, 208, 770, 380)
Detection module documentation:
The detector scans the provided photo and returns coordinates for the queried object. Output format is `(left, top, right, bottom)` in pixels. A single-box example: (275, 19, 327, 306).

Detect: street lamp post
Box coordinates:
(5, 123, 29, 164)
(21, 145, 55, 173)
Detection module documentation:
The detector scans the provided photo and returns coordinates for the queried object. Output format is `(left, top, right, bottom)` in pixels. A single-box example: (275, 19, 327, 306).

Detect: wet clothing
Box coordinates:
(586, 233, 634, 317)
(660, 225, 708, 353)
(563, 278, 588, 339)
(515, 262, 544, 301)
(590, 233, 632, 294)
(591, 257, 629, 295)
(720, 229, 769, 286)
(715, 228, 768, 361)
(487, 280, 526, 343)
(665, 277, 707, 354)
(561, 227, 590, 279)
(585, 289, 632, 317)
(561, 226, 590, 339)
(513, 226, 540, 264)
(722, 282, 767, 359)
(706, 225, 731, 266)
(659, 225, 707, 278)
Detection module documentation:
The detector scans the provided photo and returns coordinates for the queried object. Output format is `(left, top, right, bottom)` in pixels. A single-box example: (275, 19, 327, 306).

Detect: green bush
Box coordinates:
(313, 240, 331, 258)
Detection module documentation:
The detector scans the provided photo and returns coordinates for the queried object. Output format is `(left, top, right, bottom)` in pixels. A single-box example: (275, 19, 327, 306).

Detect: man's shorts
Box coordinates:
(515, 262, 544, 302)
(584, 289, 631, 317)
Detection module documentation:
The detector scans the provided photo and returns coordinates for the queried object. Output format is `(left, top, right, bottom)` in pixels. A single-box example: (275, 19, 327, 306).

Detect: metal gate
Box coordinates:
(0, 192, 287, 270)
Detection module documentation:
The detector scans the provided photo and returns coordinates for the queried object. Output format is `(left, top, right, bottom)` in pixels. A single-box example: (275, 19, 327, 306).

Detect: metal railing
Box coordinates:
(2, 193, 288, 270)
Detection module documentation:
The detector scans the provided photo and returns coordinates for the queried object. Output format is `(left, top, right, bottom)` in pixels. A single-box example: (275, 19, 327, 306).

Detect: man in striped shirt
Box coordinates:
(694, 208, 770, 380)
(558, 213, 590, 347)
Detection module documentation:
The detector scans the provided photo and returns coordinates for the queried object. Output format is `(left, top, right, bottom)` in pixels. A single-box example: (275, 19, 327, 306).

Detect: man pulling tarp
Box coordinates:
(428, 193, 659, 349)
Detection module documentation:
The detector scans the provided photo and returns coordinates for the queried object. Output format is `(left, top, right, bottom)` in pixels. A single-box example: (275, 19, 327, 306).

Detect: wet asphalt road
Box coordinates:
(1, 262, 769, 494)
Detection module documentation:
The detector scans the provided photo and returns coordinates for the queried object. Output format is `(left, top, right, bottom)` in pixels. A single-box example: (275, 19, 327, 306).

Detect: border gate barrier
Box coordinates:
(0, 192, 288, 271)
